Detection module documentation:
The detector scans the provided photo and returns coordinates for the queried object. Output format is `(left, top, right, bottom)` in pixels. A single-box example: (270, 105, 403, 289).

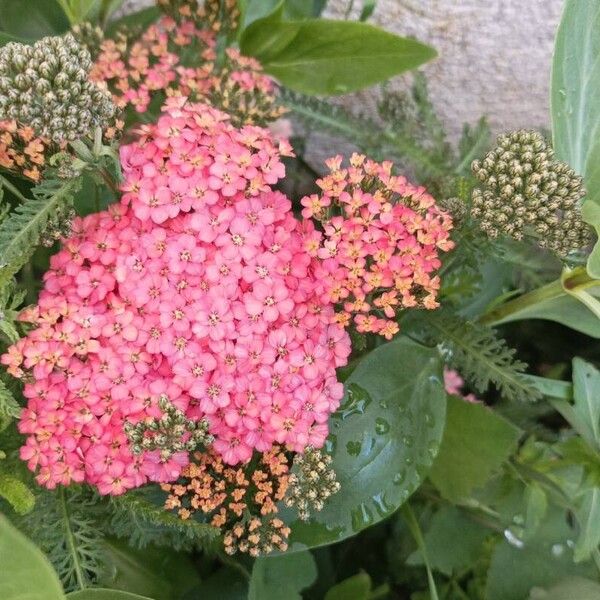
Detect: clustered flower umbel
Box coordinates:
(1, 99, 350, 494)
(124, 394, 213, 460)
(90, 16, 284, 127)
(471, 130, 591, 258)
(302, 154, 454, 339)
(0, 33, 119, 181)
(284, 447, 339, 521)
(162, 446, 292, 555)
(0, 33, 116, 143)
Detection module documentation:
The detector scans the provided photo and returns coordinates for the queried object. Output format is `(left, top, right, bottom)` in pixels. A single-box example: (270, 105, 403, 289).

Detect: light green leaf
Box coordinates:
(66, 591, 153, 600)
(406, 506, 489, 576)
(523, 484, 548, 541)
(486, 509, 596, 600)
(429, 396, 521, 502)
(249, 551, 317, 600)
(0, 514, 64, 600)
(574, 487, 600, 562)
(282, 337, 446, 550)
(551, 0, 600, 276)
(0, 472, 35, 515)
(240, 18, 436, 95)
(0, 0, 69, 40)
(555, 358, 600, 450)
(530, 577, 600, 600)
(324, 573, 371, 600)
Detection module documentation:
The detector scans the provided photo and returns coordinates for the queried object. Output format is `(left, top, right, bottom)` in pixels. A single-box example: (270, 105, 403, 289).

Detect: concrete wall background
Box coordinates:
(118, 0, 565, 141)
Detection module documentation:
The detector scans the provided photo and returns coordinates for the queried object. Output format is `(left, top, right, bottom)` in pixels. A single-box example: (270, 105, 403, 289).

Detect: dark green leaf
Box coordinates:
(67, 591, 153, 600)
(406, 506, 489, 576)
(283, 337, 446, 550)
(182, 567, 248, 600)
(0, 0, 69, 41)
(98, 539, 200, 600)
(429, 396, 521, 502)
(360, 0, 377, 21)
(249, 551, 317, 600)
(105, 7, 161, 38)
(486, 510, 596, 600)
(240, 19, 436, 95)
(324, 573, 371, 600)
(0, 514, 64, 600)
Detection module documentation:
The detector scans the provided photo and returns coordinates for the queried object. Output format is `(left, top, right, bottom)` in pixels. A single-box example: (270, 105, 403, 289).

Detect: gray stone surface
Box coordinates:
(118, 0, 564, 139)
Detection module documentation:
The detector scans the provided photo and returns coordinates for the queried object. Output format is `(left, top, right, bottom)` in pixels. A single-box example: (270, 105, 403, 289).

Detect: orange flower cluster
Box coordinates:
(0, 120, 51, 181)
(91, 16, 284, 126)
(162, 447, 291, 555)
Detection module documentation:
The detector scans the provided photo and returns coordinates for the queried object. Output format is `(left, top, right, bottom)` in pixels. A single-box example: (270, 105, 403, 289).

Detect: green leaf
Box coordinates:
(529, 577, 600, 600)
(98, 539, 200, 600)
(0, 0, 69, 41)
(554, 358, 600, 450)
(574, 487, 600, 562)
(249, 551, 317, 600)
(181, 567, 247, 600)
(429, 396, 521, 502)
(551, 1, 600, 276)
(360, 0, 377, 21)
(406, 506, 489, 576)
(324, 573, 371, 600)
(67, 591, 153, 600)
(283, 337, 446, 550)
(0, 514, 64, 600)
(486, 509, 596, 600)
(105, 7, 161, 38)
(240, 18, 436, 95)
(0, 472, 35, 515)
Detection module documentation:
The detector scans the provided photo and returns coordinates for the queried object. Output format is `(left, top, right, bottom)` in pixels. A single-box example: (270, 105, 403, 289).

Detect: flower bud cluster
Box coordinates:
(471, 130, 591, 257)
(284, 446, 340, 521)
(224, 516, 291, 556)
(71, 21, 105, 60)
(0, 33, 116, 143)
(40, 204, 76, 248)
(124, 394, 213, 460)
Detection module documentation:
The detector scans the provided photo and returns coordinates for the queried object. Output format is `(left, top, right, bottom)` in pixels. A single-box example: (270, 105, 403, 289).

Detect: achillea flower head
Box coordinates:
(90, 17, 284, 126)
(471, 130, 591, 258)
(303, 154, 454, 338)
(162, 446, 291, 555)
(2, 99, 349, 495)
(0, 33, 116, 143)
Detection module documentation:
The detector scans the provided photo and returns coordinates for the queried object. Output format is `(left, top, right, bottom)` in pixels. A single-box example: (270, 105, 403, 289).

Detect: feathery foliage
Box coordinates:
(0, 176, 80, 285)
(18, 486, 106, 592)
(0, 377, 20, 420)
(109, 489, 220, 551)
(429, 313, 542, 402)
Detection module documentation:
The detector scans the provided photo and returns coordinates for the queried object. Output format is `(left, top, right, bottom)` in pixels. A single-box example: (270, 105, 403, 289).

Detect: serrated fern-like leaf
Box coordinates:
(429, 313, 541, 402)
(109, 489, 219, 551)
(0, 377, 20, 419)
(279, 88, 445, 177)
(18, 486, 105, 592)
(0, 177, 80, 284)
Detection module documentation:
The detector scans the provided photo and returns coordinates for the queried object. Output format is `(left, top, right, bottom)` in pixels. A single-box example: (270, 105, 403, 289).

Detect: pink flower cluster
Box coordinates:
(1, 99, 350, 495)
(303, 154, 454, 338)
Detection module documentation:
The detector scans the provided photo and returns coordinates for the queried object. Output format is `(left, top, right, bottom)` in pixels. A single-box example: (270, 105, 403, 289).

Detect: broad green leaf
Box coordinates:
(574, 487, 600, 562)
(429, 396, 521, 502)
(283, 337, 446, 550)
(486, 509, 596, 600)
(406, 506, 489, 576)
(530, 577, 600, 600)
(240, 18, 436, 95)
(238, 0, 326, 30)
(551, 1, 600, 276)
(523, 484, 548, 541)
(98, 539, 200, 600)
(0, 0, 69, 40)
(0, 514, 64, 600)
(249, 551, 317, 600)
(324, 573, 371, 600)
(555, 358, 600, 450)
(181, 567, 247, 600)
(66, 591, 153, 600)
